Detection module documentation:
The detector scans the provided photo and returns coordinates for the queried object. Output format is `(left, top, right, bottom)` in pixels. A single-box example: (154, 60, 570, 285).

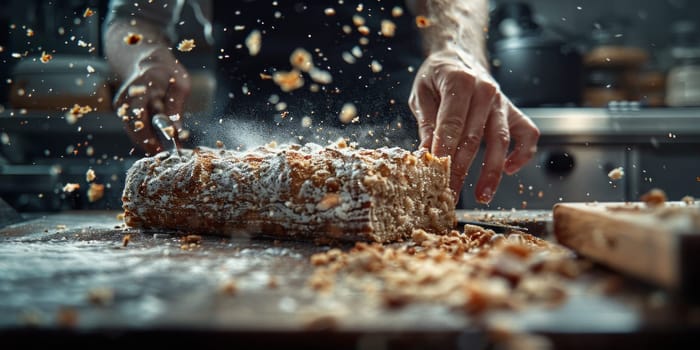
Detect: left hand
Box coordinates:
(409, 48, 540, 204)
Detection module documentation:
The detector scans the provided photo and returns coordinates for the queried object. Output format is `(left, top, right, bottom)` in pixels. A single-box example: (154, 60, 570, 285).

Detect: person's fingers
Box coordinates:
(409, 76, 439, 150)
(474, 96, 510, 204)
(448, 80, 497, 197)
(504, 103, 540, 175)
(431, 70, 474, 159)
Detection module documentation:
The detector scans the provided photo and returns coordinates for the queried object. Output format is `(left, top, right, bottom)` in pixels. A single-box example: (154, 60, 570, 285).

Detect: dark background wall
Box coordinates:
(492, 0, 700, 68)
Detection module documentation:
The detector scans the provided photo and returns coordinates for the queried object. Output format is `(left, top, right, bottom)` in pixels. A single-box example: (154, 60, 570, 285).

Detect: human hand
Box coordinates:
(113, 46, 190, 155)
(409, 48, 540, 204)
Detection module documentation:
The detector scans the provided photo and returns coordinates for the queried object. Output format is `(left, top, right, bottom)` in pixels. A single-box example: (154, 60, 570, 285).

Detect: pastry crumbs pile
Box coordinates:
(309, 225, 584, 314)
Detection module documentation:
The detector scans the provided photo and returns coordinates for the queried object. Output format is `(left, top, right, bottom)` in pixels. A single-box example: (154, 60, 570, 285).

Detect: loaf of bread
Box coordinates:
(122, 142, 456, 243)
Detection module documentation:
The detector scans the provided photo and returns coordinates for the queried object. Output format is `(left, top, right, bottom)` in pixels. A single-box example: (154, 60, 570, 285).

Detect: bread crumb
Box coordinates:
(339, 103, 357, 124)
(415, 15, 432, 28)
(290, 48, 313, 72)
(304, 314, 338, 331)
(128, 85, 147, 97)
(182, 234, 202, 244)
(641, 188, 667, 207)
(324, 8, 336, 16)
(357, 25, 370, 35)
(177, 39, 196, 52)
(608, 167, 624, 180)
(309, 68, 332, 85)
(273, 69, 304, 92)
(56, 307, 78, 328)
(370, 60, 383, 73)
(83, 7, 95, 18)
(391, 6, 404, 17)
(380, 19, 396, 37)
(122, 234, 131, 247)
(40, 51, 52, 63)
(86, 169, 96, 182)
(220, 279, 238, 295)
(245, 29, 262, 56)
(62, 183, 80, 193)
(87, 287, 114, 306)
(124, 32, 143, 45)
(682, 196, 695, 205)
(352, 15, 365, 27)
(87, 183, 105, 202)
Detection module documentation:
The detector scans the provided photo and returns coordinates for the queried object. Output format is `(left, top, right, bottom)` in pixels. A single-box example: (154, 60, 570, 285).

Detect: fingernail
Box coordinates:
(478, 187, 493, 204)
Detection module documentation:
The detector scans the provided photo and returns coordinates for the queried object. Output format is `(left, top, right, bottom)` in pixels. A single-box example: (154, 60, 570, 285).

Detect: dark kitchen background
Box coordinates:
(0, 0, 699, 212)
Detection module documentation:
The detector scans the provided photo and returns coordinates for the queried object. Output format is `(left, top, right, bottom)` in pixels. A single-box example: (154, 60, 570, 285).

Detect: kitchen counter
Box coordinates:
(1, 210, 699, 349)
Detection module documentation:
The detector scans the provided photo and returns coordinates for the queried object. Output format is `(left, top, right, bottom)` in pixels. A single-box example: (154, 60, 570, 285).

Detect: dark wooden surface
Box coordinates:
(1, 211, 699, 349)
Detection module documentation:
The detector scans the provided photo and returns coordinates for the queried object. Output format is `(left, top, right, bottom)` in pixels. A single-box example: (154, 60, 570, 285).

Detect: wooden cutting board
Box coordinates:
(553, 201, 700, 296)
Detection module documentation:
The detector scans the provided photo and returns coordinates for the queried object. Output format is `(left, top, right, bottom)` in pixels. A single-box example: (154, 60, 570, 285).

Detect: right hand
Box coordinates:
(113, 46, 191, 155)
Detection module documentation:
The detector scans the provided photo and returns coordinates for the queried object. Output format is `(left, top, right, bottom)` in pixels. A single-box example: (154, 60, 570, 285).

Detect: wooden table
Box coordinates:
(1, 211, 699, 349)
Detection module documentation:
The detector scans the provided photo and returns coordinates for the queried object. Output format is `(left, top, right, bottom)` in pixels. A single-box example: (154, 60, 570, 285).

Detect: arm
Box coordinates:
(408, 0, 540, 204)
(104, 0, 191, 155)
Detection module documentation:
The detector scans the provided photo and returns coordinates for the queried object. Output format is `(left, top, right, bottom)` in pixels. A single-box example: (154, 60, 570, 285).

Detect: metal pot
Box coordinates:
(489, 3, 583, 107)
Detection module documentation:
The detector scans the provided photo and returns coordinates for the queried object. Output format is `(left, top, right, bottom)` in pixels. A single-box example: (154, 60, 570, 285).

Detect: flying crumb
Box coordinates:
(86, 169, 96, 182)
(122, 234, 131, 247)
(301, 116, 312, 128)
(117, 103, 129, 117)
(245, 29, 262, 56)
(290, 48, 313, 72)
(392, 6, 404, 17)
(415, 15, 432, 28)
(682, 196, 695, 205)
(87, 183, 105, 202)
(607, 167, 624, 180)
(640, 188, 666, 207)
(86, 65, 95, 73)
(381, 20, 396, 37)
(309, 68, 332, 84)
(123, 32, 143, 45)
(40, 52, 53, 63)
(133, 120, 145, 132)
(273, 69, 304, 92)
(83, 7, 95, 18)
(216, 140, 224, 148)
(26, 28, 34, 37)
(177, 39, 196, 52)
(370, 60, 383, 73)
(339, 103, 358, 124)
(342, 51, 356, 64)
(62, 183, 80, 193)
(324, 8, 336, 16)
(351, 46, 363, 58)
(128, 85, 147, 97)
(357, 25, 370, 35)
(352, 15, 365, 27)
